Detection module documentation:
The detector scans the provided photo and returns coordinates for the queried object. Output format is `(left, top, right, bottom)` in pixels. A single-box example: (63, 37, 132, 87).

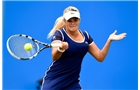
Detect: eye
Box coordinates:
(74, 18, 78, 22)
(67, 18, 79, 22)
(67, 19, 72, 22)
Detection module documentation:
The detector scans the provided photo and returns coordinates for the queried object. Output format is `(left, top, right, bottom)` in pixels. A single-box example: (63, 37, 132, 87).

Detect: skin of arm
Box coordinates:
(88, 39, 112, 62)
(51, 40, 69, 61)
(88, 30, 126, 62)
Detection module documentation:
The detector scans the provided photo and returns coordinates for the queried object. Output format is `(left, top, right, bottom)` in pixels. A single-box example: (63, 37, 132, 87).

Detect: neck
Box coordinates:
(64, 28, 84, 42)
(64, 28, 79, 37)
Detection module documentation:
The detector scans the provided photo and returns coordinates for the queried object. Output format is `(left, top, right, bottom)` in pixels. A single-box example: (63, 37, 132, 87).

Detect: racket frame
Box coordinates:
(6, 34, 61, 60)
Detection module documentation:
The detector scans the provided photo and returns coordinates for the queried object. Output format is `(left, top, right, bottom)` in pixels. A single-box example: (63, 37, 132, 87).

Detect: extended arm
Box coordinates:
(50, 30, 69, 61)
(88, 30, 127, 62)
(51, 40, 68, 61)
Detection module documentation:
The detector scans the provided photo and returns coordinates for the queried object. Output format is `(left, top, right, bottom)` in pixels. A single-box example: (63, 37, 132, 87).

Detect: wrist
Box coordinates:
(107, 38, 112, 43)
(57, 47, 65, 53)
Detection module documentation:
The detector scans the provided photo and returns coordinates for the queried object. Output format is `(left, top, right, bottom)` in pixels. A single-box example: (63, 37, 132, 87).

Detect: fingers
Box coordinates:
(119, 33, 127, 38)
(109, 30, 127, 41)
(119, 33, 127, 40)
(61, 42, 69, 50)
(112, 30, 127, 38)
(52, 40, 62, 47)
(52, 40, 62, 43)
(113, 30, 117, 34)
(120, 33, 127, 35)
(52, 40, 68, 49)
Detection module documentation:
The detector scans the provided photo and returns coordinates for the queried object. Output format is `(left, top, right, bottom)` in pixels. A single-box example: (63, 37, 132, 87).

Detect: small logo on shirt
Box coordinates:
(53, 36, 56, 40)
(85, 41, 88, 44)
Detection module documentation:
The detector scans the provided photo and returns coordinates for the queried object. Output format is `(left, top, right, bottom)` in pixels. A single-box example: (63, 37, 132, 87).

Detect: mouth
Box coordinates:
(70, 26, 76, 27)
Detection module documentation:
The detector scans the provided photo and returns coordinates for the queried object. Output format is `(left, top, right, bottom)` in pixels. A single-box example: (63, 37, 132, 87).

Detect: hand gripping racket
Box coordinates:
(6, 34, 62, 60)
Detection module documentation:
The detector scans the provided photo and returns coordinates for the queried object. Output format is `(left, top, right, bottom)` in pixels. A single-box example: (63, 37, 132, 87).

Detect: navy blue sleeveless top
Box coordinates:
(42, 28, 93, 90)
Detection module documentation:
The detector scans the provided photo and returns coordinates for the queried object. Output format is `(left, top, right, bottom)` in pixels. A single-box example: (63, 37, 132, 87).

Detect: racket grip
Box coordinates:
(51, 43, 62, 48)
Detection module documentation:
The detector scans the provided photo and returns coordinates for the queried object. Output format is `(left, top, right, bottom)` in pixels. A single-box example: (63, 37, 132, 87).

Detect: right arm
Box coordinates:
(51, 40, 68, 61)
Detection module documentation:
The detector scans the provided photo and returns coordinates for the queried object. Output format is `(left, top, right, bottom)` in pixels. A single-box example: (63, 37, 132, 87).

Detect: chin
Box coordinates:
(69, 27, 78, 32)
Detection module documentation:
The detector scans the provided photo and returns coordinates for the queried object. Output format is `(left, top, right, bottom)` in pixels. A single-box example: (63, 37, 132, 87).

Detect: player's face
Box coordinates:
(65, 17, 80, 32)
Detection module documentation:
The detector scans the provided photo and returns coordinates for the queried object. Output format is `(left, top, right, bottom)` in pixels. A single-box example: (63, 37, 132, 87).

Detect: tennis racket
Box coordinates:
(6, 34, 62, 60)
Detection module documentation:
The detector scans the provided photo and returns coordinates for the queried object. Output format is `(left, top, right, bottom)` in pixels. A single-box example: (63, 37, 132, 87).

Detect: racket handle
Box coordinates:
(51, 43, 62, 48)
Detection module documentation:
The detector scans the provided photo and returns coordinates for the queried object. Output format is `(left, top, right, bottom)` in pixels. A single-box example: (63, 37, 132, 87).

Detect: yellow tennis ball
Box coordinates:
(24, 43, 32, 51)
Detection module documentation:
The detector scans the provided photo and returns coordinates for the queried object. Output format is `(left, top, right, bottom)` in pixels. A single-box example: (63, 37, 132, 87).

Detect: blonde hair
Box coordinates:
(47, 6, 79, 38)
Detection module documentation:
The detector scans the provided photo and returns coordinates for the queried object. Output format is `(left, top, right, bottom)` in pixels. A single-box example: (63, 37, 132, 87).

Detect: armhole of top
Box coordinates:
(58, 30, 64, 41)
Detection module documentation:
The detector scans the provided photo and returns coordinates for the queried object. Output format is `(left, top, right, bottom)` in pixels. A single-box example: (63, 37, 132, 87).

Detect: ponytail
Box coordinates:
(47, 16, 65, 38)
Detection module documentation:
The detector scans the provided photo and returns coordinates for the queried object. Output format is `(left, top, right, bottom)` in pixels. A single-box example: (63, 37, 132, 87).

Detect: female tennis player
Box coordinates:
(42, 6, 127, 90)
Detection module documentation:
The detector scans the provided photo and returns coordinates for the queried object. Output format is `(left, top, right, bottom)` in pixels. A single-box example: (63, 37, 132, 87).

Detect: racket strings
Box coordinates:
(7, 36, 38, 59)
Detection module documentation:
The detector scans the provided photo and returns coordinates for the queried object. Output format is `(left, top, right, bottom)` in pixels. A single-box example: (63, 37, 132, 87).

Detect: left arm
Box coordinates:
(88, 30, 127, 62)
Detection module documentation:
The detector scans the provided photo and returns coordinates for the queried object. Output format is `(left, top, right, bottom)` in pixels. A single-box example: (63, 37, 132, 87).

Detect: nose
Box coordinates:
(70, 21, 75, 24)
